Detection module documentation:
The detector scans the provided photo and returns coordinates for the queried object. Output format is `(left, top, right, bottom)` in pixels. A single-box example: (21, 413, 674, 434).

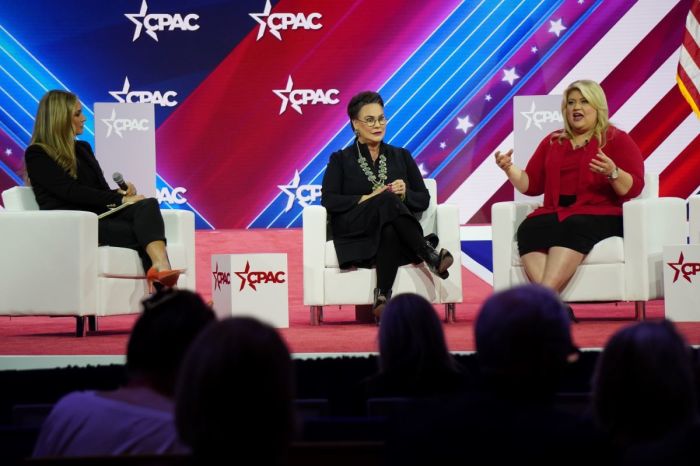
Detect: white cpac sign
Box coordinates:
(101, 109, 150, 138)
(157, 186, 188, 205)
(109, 77, 178, 107)
(249, 0, 322, 41)
(273, 76, 339, 115)
(278, 170, 321, 212)
(125, 0, 200, 42)
(520, 101, 563, 130)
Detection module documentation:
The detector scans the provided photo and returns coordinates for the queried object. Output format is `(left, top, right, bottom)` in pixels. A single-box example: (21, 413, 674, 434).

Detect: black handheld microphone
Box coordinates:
(112, 172, 129, 192)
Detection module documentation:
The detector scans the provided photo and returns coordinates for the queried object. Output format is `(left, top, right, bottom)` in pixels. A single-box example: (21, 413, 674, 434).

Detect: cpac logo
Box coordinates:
(520, 101, 563, 130)
(249, 0, 322, 41)
(101, 109, 149, 138)
(234, 261, 286, 291)
(667, 252, 700, 283)
(273, 76, 339, 115)
(109, 77, 178, 107)
(157, 186, 187, 205)
(125, 0, 200, 42)
(212, 262, 231, 291)
(278, 170, 321, 212)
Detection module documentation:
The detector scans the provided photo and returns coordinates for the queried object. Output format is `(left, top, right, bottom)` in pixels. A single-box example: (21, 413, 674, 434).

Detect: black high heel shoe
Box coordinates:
(418, 243, 453, 278)
(372, 288, 392, 323)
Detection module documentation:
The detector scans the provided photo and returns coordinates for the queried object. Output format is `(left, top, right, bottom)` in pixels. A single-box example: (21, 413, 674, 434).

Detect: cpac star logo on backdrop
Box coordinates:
(211, 262, 231, 291)
(273, 76, 340, 115)
(125, 0, 200, 42)
(278, 170, 322, 212)
(234, 261, 286, 291)
(520, 101, 563, 130)
(101, 109, 150, 138)
(667, 252, 700, 283)
(109, 77, 178, 107)
(249, 0, 322, 41)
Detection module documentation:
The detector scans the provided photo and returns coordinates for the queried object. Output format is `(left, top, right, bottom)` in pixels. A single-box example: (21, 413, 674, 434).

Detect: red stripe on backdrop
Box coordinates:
(659, 133, 700, 198)
(156, 0, 459, 228)
(601, 0, 689, 115)
(629, 85, 691, 158)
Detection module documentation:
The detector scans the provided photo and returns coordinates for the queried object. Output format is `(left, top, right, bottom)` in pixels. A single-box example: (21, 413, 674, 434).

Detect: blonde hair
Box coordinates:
(557, 79, 609, 148)
(30, 90, 79, 178)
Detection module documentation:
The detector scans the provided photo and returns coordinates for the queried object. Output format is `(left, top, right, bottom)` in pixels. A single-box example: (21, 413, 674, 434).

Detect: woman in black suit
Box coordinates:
(322, 91, 454, 318)
(24, 90, 180, 288)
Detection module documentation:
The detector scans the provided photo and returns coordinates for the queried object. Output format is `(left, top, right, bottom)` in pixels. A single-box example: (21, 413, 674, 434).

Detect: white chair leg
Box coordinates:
(444, 303, 456, 324)
(310, 306, 323, 326)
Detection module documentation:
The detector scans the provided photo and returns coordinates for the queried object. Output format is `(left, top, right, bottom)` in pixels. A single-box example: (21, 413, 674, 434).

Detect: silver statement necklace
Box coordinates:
(356, 140, 387, 190)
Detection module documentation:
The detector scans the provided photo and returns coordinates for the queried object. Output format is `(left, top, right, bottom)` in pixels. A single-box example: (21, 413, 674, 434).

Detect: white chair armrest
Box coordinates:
(303, 205, 327, 305)
(491, 201, 539, 290)
(161, 209, 195, 290)
(623, 197, 687, 300)
(436, 203, 462, 303)
(689, 196, 700, 245)
(0, 211, 98, 315)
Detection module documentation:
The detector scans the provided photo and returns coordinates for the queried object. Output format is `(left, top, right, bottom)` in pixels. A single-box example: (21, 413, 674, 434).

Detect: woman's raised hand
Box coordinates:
(494, 149, 514, 172)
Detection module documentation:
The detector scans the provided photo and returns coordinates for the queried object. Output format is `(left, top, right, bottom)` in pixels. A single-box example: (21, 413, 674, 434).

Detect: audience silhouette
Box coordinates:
(32, 289, 215, 457)
(175, 316, 297, 465)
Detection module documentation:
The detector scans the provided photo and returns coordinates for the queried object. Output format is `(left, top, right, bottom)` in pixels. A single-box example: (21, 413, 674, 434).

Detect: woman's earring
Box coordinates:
(354, 128, 360, 137)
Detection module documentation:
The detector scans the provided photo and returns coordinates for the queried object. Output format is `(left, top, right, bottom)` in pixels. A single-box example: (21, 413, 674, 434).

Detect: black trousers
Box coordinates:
(98, 198, 166, 271)
(375, 215, 425, 293)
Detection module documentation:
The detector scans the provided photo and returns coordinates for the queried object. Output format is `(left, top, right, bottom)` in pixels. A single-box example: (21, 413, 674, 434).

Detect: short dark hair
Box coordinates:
(347, 91, 384, 121)
(475, 284, 576, 395)
(593, 320, 697, 444)
(379, 293, 458, 379)
(175, 317, 296, 463)
(126, 289, 216, 396)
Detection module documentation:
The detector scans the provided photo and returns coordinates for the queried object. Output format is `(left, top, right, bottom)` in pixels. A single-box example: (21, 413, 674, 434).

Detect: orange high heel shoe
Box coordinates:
(146, 267, 183, 292)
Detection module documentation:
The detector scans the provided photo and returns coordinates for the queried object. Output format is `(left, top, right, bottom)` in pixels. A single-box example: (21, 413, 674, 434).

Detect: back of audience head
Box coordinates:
(379, 293, 458, 380)
(175, 316, 296, 464)
(126, 288, 216, 397)
(593, 320, 697, 446)
(475, 284, 578, 397)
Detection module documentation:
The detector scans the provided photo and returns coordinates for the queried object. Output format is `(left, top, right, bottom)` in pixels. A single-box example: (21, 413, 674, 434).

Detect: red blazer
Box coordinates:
(524, 126, 644, 221)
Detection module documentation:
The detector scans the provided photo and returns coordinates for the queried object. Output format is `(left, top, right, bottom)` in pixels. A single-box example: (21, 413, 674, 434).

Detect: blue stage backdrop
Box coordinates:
(0, 2, 697, 244)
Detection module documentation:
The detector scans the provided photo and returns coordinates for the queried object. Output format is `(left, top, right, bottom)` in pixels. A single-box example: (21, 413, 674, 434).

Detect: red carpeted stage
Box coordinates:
(1, 230, 699, 359)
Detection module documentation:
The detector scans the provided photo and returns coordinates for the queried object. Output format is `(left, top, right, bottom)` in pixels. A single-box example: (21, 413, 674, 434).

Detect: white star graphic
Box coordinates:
(109, 77, 130, 103)
(417, 163, 428, 177)
(278, 170, 302, 212)
(250, 0, 280, 41)
(485, 94, 492, 102)
(4, 148, 12, 156)
(439, 142, 446, 149)
(578, 0, 585, 4)
(531, 46, 538, 53)
(101, 109, 122, 138)
(273, 76, 301, 114)
(456, 115, 474, 134)
(548, 18, 567, 37)
(125, 0, 157, 42)
(520, 101, 538, 130)
(502, 67, 520, 86)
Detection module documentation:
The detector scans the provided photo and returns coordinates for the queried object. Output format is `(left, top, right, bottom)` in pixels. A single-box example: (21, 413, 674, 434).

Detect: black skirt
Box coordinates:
(331, 191, 420, 269)
(517, 212, 623, 256)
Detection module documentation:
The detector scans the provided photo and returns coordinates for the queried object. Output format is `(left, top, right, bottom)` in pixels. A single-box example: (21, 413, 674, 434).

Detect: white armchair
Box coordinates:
(492, 173, 687, 320)
(303, 178, 463, 325)
(0, 186, 196, 336)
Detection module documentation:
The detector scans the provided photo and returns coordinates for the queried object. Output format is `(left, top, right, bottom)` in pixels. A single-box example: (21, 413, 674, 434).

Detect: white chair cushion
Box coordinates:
(511, 236, 624, 266)
(98, 246, 143, 276)
(325, 240, 339, 268)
